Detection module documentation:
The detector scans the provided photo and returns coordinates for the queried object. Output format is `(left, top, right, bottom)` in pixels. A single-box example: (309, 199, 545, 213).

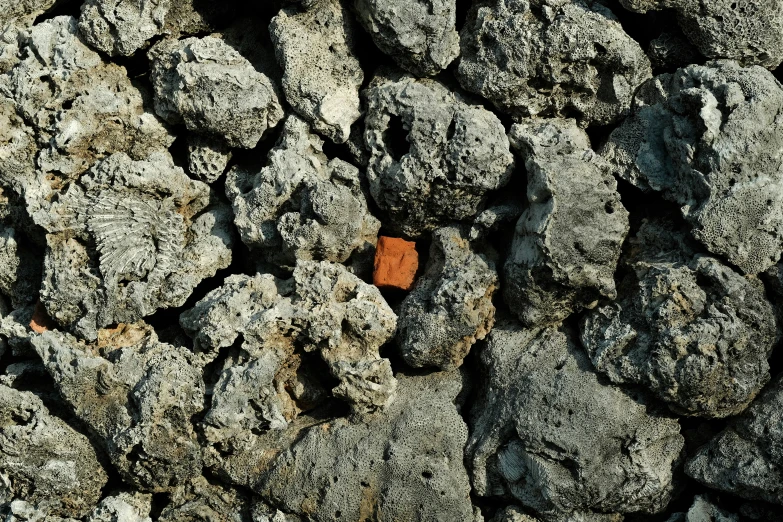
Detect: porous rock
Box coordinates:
(353, 0, 460, 76)
(158, 476, 253, 522)
(187, 134, 232, 184)
(149, 35, 284, 149)
(468, 321, 684, 519)
(0, 0, 58, 27)
(256, 371, 477, 522)
(580, 220, 777, 418)
(0, 384, 108, 518)
(457, 0, 652, 126)
(226, 115, 380, 268)
(78, 0, 169, 56)
(270, 0, 364, 143)
(86, 491, 152, 522)
(504, 118, 629, 327)
(602, 60, 783, 275)
(664, 495, 739, 522)
(31, 323, 205, 492)
(363, 71, 514, 237)
(397, 226, 497, 370)
(686, 374, 783, 505)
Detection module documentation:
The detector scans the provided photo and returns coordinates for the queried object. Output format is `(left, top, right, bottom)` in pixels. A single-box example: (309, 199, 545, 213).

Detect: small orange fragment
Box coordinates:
(373, 236, 419, 291)
(29, 300, 56, 333)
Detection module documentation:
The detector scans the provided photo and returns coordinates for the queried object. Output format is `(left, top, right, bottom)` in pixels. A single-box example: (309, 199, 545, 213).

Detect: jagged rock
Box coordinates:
(602, 60, 783, 275)
(647, 32, 699, 70)
(456, 0, 652, 126)
(397, 226, 497, 370)
(187, 134, 232, 183)
(251, 502, 304, 522)
(158, 476, 253, 522)
(686, 374, 783, 505)
(580, 220, 777, 418)
(270, 0, 363, 143)
(257, 371, 478, 522)
(664, 495, 739, 522)
(469, 198, 525, 241)
(0, 0, 58, 26)
(619, 0, 783, 69)
(353, 0, 459, 76)
(504, 118, 629, 327)
(31, 323, 205, 492)
(149, 35, 284, 149)
(86, 492, 152, 522)
(363, 71, 514, 237)
(0, 384, 108, 518)
(0, 225, 40, 307)
(491, 506, 622, 522)
(468, 321, 684, 519)
(78, 0, 169, 56)
(226, 115, 380, 268)
(33, 152, 232, 340)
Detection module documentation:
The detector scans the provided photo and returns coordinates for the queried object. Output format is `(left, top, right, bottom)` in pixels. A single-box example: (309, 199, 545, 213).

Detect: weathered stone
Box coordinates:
(158, 476, 253, 522)
(664, 495, 739, 522)
(0, 0, 58, 27)
(187, 134, 232, 184)
(0, 225, 40, 308)
(86, 491, 152, 522)
(373, 236, 419, 291)
(647, 32, 699, 71)
(78, 0, 169, 56)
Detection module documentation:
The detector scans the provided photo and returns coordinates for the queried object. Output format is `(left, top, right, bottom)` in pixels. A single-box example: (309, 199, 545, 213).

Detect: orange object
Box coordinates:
(29, 300, 56, 333)
(373, 236, 419, 291)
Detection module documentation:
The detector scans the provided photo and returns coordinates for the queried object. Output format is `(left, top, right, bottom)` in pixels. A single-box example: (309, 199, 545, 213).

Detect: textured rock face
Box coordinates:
(504, 119, 629, 327)
(664, 495, 739, 522)
(226, 115, 380, 268)
(31, 324, 205, 492)
(270, 0, 364, 143)
(602, 60, 783, 275)
(364, 71, 514, 236)
(468, 321, 684, 519)
(78, 0, 169, 56)
(149, 35, 284, 149)
(686, 374, 783, 505)
(257, 371, 477, 522)
(0, 0, 58, 26)
(36, 152, 233, 340)
(0, 384, 108, 518)
(353, 0, 460, 76)
(580, 220, 777, 418)
(457, 0, 652, 126)
(397, 226, 498, 370)
(86, 492, 152, 522)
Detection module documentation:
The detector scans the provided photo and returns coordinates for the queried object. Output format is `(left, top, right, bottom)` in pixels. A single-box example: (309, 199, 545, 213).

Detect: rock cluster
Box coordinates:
(2, 0, 783, 520)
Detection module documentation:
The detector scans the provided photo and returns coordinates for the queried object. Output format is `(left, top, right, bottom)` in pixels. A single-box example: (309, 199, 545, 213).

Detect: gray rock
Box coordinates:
(0, 0, 58, 26)
(149, 35, 284, 149)
(469, 198, 525, 241)
(270, 0, 364, 143)
(647, 32, 699, 71)
(34, 152, 233, 340)
(257, 371, 477, 522)
(0, 384, 108, 518)
(31, 323, 205, 492)
(491, 506, 623, 522)
(226, 115, 380, 268)
(580, 220, 777, 418)
(602, 60, 783, 275)
(158, 476, 253, 522)
(86, 492, 152, 522)
(2, 500, 79, 522)
(468, 321, 684, 518)
(353, 0, 460, 76)
(456, 0, 652, 126)
(363, 71, 514, 237)
(686, 374, 783, 505)
(78, 0, 169, 56)
(663, 495, 739, 522)
(504, 118, 629, 327)
(0, 225, 40, 307)
(397, 226, 498, 370)
(187, 135, 232, 184)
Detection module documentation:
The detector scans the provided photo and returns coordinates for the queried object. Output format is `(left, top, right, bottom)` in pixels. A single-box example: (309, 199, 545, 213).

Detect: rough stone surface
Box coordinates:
(504, 118, 629, 327)
(158, 476, 254, 522)
(664, 495, 739, 522)
(78, 0, 169, 56)
(0, 0, 58, 27)
(364, 71, 514, 237)
(86, 491, 152, 522)
(457, 0, 652, 126)
(187, 134, 232, 184)
(270, 0, 364, 143)
(602, 60, 783, 275)
(373, 236, 419, 291)
(468, 321, 684, 519)
(226, 115, 380, 268)
(397, 226, 497, 370)
(353, 0, 460, 76)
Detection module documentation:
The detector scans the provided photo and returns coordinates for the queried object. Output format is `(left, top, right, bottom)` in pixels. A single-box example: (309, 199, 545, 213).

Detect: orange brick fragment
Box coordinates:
(373, 236, 419, 291)
(29, 300, 56, 333)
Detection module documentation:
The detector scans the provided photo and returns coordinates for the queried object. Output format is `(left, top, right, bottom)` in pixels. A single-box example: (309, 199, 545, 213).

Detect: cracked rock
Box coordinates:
(396, 226, 498, 370)
(187, 134, 232, 184)
(363, 71, 514, 237)
(468, 321, 684, 519)
(456, 0, 652, 126)
(78, 0, 169, 56)
(504, 118, 629, 327)
(602, 60, 783, 275)
(158, 476, 254, 522)
(86, 491, 152, 522)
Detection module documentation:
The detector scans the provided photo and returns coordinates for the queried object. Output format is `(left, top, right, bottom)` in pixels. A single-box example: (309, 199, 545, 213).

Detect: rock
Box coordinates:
(270, 0, 364, 143)
(78, 0, 169, 56)
(647, 32, 699, 71)
(373, 236, 419, 291)
(86, 492, 152, 522)
(226, 115, 380, 268)
(663, 495, 739, 522)
(28, 300, 54, 334)
(469, 198, 525, 241)
(491, 506, 622, 522)
(31, 323, 205, 492)
(256, 371, 477, 522)
(468, 321, 684, 519)
(363, 71, 514, 237)
(0, 0, 58, 26)
(35, 152, 233, 340)
(504, 118, 629, 327)
(149, 35, 284, 149)
(0, 225, 40, 307)
(187, 135, 233, 183)
(158, 476, 253, 522)
(686, 374, 783, 505)
(456, 0, 652, 126)
(0, 384, 108, 518)
(602, 60, 783, 275)
(397, 226, 497, 369)
(353, 0, 460, 76)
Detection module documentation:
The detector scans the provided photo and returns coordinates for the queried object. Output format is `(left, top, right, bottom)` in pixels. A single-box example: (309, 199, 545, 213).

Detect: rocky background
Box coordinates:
(1, 0, 783, 521)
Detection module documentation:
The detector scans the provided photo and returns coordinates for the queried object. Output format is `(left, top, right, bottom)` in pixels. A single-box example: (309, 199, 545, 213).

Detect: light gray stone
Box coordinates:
(86, 491, 152, 522)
